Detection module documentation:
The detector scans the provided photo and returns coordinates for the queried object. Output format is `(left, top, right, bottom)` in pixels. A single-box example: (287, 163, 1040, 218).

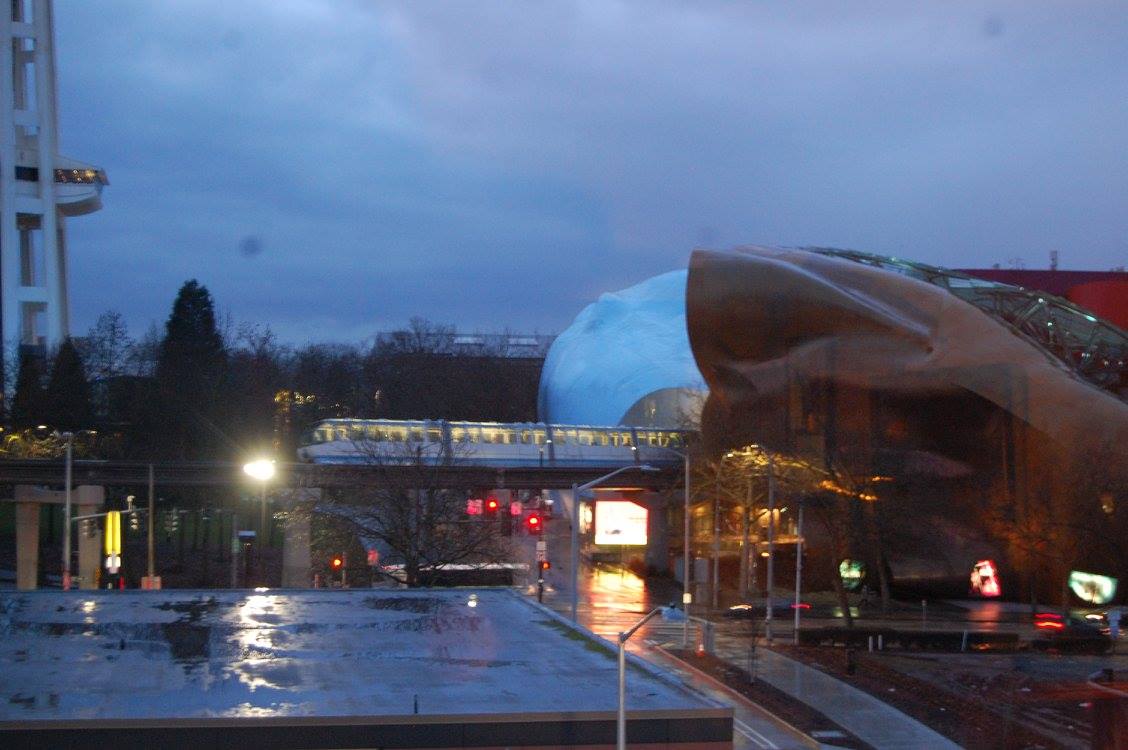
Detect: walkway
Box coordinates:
(712, 631, 960, 750)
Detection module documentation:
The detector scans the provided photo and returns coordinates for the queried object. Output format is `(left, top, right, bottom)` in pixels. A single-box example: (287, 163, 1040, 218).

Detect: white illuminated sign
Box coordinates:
(594, 501, 648, 546)
(1068, 570, 1118, 605)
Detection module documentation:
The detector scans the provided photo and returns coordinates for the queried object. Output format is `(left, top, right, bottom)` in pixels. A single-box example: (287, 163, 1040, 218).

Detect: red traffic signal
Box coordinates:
(330, 555, 344, 571)
(525, 513, 544, 534)
(484, 497, 500, 516)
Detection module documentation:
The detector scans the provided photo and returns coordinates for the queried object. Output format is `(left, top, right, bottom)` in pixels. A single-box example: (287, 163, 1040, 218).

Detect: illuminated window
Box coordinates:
(838, 559, 865, 592)
(970, 560, 1001, 598)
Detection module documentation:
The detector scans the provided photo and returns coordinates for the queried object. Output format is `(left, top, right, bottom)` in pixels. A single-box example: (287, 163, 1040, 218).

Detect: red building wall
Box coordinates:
(958, 269, 1128, 330)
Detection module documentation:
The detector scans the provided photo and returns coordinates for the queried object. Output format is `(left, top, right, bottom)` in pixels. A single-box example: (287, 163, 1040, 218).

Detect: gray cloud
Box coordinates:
(55, 0, 1128, 343)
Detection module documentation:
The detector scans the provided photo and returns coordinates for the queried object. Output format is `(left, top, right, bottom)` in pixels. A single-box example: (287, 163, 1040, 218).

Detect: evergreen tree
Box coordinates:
(153, 280, 229, 458)
(10, 350, 47, 429)
(44, 339, 94, 430)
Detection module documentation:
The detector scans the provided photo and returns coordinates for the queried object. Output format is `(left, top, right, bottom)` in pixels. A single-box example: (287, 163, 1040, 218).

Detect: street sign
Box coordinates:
(535, 540, 547, 562)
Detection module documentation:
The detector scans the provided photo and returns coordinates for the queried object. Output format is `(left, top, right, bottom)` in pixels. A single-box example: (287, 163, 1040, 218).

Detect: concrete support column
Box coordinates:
(642, 492, 669, 574)
(75, 485, 105, 590)
(16, 502, 40, 590)
(281, 493, 318, 588)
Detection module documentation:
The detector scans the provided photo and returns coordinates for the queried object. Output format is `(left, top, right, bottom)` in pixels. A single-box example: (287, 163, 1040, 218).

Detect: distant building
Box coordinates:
(958, 268, 1128, 330)
(1, 1, 107, 363)
(539, 270, 707, 428)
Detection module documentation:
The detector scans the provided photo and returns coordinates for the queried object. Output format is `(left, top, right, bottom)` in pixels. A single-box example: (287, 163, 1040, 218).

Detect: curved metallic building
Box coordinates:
(539, 269, 706, 428)
(687, 246, 1128, 601)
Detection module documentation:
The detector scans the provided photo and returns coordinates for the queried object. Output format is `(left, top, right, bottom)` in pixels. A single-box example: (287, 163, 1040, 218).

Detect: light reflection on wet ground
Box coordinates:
(0, 588, 706, 719)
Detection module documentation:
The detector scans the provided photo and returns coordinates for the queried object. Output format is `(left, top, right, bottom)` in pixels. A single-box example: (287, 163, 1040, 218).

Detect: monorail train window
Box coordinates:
(409, 426, 424, 442)
(456, 426, 480, 443)
(575, 430, 594, 446)
(427, 427, 443, 443)
(387, 427, 407, 442)
(532, 429, 547, 445)
(519, 429, 532, 444)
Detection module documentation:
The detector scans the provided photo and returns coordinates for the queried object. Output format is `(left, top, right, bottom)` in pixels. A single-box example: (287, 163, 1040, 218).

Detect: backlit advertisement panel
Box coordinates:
(594, 501, 648, 546)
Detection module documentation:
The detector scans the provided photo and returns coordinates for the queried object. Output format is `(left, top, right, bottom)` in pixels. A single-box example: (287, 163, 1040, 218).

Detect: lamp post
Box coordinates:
(793, 497, 804, 644)
(243, 458, 276, 586)
(60, 431, 73, 590)
(570, 465, 658, 623)
(765, 452, 775, 644)
(618, 606, 682, 750)
(644, 446, 692, 648)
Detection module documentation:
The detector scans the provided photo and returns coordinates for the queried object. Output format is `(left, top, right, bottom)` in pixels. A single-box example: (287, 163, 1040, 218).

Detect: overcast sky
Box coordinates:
(54, 1, 1128, 344)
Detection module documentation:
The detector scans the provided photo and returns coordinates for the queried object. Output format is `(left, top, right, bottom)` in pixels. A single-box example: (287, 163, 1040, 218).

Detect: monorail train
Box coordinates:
(297, 419, 689, 467)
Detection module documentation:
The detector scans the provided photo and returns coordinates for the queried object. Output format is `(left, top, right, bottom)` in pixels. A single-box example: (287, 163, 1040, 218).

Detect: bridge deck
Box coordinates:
(0, 460, 678, 490)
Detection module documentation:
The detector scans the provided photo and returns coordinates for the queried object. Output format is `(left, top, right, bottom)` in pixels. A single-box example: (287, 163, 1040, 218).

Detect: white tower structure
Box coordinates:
(1, 0, 105, 366)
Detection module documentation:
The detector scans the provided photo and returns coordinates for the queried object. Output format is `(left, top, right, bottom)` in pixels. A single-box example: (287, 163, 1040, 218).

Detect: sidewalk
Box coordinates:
(736, 645, 960, 750)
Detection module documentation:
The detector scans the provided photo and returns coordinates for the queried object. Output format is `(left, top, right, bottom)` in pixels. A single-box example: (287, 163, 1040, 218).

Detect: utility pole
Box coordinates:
(570, 483, 579, 621)
(61, 432, 73, 590)
(147, 464, 155, 583)
(793, 499, 804, 643)
(765, 453, 775, 644)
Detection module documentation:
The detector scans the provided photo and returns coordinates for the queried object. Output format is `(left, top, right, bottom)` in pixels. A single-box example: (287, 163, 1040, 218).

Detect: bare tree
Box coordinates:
(316, 439, 512, 587)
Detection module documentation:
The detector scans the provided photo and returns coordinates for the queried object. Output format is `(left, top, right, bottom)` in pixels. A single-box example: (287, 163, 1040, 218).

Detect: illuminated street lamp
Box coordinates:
(242, 459, 276, 536)
(243, 459, 276, 587)
(570, 465, 659, 622)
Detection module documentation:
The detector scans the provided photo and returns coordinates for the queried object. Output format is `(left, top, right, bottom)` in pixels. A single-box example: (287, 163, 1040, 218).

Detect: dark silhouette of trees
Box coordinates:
(80, 310, 134, 382)
(153, 280, 230, 459)
(10, 350, 47, 429)
(43, 339, 94, 430)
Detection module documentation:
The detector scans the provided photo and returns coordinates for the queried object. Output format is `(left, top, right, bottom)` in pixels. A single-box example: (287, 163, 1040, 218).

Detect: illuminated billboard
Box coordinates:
(594, 501, 648, 546)
(1068, 570, 1118, 605)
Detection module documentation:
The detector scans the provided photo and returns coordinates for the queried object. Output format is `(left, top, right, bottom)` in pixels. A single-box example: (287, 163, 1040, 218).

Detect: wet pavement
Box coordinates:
(517, 525, 817, 749)
(0, 589, 714, 720)
(518, 521, 968, 749)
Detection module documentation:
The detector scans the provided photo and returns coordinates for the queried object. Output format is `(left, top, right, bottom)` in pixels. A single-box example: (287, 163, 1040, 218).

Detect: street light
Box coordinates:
(570, 464, 659, 622)
(648, 445, 693, 649)
(617, 605, 684, 750)
(61, 431, 73, 590)
(42, 427, 96, 591)
(243, 458, 276, 586)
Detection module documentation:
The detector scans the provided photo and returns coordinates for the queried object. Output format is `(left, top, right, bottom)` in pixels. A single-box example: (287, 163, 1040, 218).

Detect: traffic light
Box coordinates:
(525, 513, 544, 535)
(484, 496, 500, 517)
(330, 555, 344, 572)
(538, 560, 551, 571)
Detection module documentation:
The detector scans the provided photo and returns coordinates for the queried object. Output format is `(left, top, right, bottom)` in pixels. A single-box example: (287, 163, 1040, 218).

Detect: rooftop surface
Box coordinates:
(0, 589, 712, 721)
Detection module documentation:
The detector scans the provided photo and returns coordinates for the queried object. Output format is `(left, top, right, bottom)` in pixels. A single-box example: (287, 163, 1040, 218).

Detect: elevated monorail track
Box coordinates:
(0, 460, 678, 491)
